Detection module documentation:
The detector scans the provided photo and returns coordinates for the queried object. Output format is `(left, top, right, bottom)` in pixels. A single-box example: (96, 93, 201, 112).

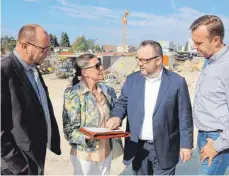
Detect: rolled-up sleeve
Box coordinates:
(213, 75, 229, 152)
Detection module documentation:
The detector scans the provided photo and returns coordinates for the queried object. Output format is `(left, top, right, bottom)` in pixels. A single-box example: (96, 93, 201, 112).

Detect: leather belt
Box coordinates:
(199, 130, 223, 133)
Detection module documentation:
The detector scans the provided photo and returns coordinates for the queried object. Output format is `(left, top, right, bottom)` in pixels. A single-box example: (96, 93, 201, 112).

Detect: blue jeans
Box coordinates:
(198, 131, 229, 175)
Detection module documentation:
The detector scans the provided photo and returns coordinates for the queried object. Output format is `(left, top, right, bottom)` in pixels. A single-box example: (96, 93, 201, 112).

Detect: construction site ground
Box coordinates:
(43, 58, 229, 175)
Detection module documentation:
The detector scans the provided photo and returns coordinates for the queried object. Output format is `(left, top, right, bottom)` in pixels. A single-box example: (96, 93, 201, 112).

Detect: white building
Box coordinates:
(158, 41, 174, 54)
(116, 44, 130, 52)
(187, 38, 193, 52)
(174, 44, 183, 52)
(53, 47, 71, 53)
(187, 38, 197, 54)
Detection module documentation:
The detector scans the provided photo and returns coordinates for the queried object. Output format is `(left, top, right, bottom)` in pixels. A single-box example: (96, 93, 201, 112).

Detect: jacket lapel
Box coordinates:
(11, 54, 44, 113)
(138, 74, 146, 114)
(153, 68, 171, 115)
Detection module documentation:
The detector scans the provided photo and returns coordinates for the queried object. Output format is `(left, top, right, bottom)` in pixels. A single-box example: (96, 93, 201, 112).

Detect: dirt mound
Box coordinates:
(174, 57, 205, 72)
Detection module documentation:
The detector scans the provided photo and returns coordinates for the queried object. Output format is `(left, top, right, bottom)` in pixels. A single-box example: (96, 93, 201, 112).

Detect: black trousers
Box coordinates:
(1, 168, 28, 175)
(132, 140, 176, 175)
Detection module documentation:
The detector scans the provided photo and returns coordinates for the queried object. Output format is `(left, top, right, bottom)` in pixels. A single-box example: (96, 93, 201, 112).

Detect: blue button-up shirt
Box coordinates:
(13, 50, 40, 99)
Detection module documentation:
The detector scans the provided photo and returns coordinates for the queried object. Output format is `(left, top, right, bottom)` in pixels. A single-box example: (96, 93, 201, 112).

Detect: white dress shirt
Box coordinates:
(139, 69, 163, 141)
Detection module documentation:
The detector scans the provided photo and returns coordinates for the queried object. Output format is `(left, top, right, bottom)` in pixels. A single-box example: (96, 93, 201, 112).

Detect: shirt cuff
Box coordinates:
(213, 136, 226, 152)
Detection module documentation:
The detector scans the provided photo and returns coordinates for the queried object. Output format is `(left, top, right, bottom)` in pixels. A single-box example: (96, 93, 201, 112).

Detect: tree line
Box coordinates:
(1, 32, 102, 53)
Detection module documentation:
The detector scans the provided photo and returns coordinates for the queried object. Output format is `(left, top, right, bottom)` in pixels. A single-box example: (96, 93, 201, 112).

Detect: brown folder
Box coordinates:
(79, 127, 130, 139)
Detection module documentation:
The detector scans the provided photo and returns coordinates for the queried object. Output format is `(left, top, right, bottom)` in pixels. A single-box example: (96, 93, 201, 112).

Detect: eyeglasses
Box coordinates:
(83, 61, 102, 70)
(27, 42, 51, 53)
(20, 42, 51, 53)
(135, 55, 160, 64)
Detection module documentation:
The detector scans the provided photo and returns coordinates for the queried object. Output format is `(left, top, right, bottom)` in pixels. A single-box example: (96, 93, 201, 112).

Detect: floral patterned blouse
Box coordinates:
(62, 81, 117, 152)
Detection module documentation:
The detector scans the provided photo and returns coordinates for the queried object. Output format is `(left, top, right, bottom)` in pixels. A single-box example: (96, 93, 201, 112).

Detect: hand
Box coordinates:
(106, 117, 121, 130)
(85, 135, 93, 139)
(180, 148, 192, 163)
(200, 138, 218, 166)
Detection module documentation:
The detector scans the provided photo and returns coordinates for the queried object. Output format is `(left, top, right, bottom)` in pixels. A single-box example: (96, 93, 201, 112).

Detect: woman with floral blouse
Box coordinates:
(62, 54, 118, 175)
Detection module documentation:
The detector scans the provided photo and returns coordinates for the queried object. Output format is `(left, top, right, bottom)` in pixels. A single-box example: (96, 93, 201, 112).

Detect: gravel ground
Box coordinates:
(43, 67, 229, 175)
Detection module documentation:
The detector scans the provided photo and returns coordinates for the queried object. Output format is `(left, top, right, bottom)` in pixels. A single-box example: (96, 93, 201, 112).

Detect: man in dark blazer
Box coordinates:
(106, 40, 193, 175)
(1, 24, 61, 175)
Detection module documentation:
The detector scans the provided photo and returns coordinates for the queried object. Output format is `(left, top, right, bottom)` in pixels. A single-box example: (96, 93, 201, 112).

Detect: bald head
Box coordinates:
(15, 24, 51, 65)
(17, 24, 47, 43)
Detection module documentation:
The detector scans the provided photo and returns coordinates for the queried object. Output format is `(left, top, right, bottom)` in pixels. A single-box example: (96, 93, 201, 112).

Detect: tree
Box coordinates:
(94, 44, 102, 52)
(49, 34, 59, 51)
(72, 36, 102, 53)
(1, 35, 16, 52)
(72, 36, 89, 52)
(87, 39, 96, 51)
(87, 39, 102, 52)
(60, 32, 70, 47)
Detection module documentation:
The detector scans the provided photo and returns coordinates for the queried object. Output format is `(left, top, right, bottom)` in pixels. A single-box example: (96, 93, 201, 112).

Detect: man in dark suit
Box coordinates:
(106, 40, 193, 175)
(1, 24, 61, 175)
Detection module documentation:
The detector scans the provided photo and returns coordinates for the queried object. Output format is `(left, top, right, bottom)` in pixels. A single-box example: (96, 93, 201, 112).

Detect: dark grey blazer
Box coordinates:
(1, 53, 61, 175)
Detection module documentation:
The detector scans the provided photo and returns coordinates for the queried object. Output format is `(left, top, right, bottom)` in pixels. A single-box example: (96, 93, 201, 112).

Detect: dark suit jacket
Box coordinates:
(111, 68, 193, 169)
(1, 53, 61, 175)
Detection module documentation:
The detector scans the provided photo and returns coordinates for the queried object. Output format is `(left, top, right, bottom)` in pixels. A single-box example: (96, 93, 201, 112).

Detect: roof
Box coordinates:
(102, 45, 116, 52)
(95, 52, 136, 57)
(58, 51, 74, 56)
(57, 52, 137, 57)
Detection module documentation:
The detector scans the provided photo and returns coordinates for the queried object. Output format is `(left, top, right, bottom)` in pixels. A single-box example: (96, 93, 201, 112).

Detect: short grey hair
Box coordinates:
(76, 54, 97, 68)
(72, 53, 97, 86)
(190, 15, 224, 41)
(139, 40, 163, 57)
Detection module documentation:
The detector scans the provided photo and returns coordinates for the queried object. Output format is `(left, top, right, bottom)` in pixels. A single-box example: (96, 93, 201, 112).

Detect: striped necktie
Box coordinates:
(30, 66, 52, 149)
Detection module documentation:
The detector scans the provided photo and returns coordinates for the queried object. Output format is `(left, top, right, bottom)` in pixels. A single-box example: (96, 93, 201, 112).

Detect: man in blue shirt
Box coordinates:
(191, 15, 229, 175)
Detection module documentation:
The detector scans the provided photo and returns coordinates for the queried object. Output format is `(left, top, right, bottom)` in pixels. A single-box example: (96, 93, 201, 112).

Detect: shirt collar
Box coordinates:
(210, 45, 228, 62)
(13, 50, 34, 71)
(79, 80, 103, 95)
(79, 80, 89, 94)
(145, 68, 163, 83)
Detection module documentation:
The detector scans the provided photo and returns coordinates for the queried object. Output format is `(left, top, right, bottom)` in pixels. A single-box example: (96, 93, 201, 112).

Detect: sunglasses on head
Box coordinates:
(83, 61, 102, 70)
